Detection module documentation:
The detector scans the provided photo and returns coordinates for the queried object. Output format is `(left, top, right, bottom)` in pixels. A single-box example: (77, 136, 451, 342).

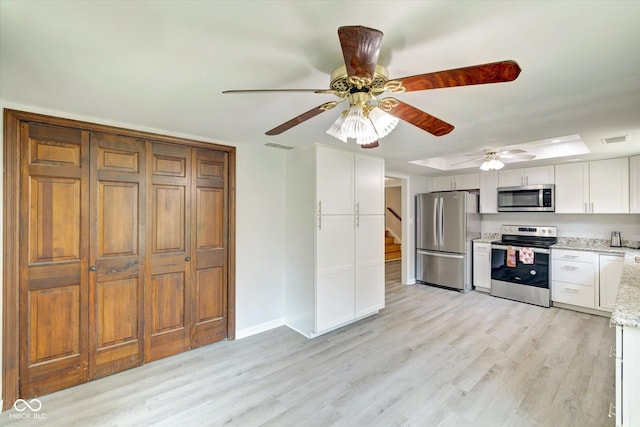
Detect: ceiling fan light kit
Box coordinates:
(480, 155, 505, 171)
(326, 91, 399, 145)
(223, 25, 522, 149)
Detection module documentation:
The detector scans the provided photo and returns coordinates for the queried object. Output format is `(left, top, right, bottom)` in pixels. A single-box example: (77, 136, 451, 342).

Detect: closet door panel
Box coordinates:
(191, 148, 228, 348)
(90, 133, 145, 379)
(146, 142, 192, 361)
(19, 123, 90, 397)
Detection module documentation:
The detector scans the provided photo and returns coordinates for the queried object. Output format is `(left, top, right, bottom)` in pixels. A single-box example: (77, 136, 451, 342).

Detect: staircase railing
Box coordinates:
(386, 207, 401, 221)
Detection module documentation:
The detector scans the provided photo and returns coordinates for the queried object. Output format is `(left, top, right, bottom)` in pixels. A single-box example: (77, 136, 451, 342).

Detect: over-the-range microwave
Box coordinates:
(497, 184, 555, 212)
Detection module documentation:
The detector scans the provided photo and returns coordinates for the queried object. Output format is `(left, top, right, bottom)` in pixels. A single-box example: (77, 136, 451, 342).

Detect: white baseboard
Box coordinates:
(235, 318, 285, 339)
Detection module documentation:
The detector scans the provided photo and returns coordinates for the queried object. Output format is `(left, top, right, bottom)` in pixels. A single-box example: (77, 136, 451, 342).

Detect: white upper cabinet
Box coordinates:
(431, 173, 479, 192)
(590, 158, 629, 213)
(316, 146, 354, 214)
(455, 173, 480, 191)
(355, 154, 385, 215)
(555, 162, 590, 213)
(498, 165, 555, 187)
(316, 146, 384, 215)
(555, 158, 629, 213)
(479, 171, 499, 213)
(630, 155, 640, 213)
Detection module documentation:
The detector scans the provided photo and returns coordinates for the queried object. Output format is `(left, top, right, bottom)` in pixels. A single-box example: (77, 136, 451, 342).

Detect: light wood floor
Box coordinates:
(1, 261, 615, 426)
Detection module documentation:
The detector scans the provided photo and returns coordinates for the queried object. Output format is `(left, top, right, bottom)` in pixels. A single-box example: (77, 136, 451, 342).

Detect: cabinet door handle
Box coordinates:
(185, 256, 191, 262)
(562, 266, 579, 270)
(563, 255, 579, 259)
(564, 288, 579, 292)
(608, 402, 616, 418)
(89, 265, 97, 271)
(318, 201, 322, 216)
(591, 202, 594, 213)
(609, 345, 617, 358)
(584, 202, 587, 213)
(318, 215, 321, 230)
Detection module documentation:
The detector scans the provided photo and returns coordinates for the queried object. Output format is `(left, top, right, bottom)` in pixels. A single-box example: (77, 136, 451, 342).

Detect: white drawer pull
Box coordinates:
(564, 288, 579, 293)
(562, 266, 579, 270)
(563, 255, 579, 259)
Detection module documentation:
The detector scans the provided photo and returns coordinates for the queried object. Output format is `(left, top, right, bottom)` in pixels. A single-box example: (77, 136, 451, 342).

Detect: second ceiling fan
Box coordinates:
(223, 25, 522, 148)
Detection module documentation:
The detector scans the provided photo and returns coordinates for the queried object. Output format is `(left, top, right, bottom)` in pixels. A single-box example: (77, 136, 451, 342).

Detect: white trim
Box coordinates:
(236, 318, 285, 339)
(384, 171, 412, 285)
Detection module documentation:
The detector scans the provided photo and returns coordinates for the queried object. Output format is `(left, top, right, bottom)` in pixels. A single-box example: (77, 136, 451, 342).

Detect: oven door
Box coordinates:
(491, 244, 550, 288)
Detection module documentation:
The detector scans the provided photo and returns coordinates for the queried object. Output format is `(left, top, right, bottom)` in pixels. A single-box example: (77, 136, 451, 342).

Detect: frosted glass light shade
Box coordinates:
(326, 104, 398, 146)
(480, 158, 504, 171)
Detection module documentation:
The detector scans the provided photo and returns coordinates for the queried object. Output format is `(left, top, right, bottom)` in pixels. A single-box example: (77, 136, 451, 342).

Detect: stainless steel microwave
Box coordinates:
(497, 184, 555, 212)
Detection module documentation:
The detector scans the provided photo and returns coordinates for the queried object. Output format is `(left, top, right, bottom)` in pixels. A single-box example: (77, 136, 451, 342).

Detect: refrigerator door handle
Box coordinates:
(439, 196, 444, 247)
(417, 249, 464, 259)
(433, 197, 440, 247)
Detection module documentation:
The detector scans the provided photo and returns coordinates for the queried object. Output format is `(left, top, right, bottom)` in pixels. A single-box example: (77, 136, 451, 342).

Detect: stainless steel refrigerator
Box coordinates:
(416, 191, 480, 292)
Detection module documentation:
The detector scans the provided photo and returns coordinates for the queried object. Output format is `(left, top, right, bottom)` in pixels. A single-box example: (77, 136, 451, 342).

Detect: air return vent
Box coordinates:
(264, 142, 294, 150)
(601, 135, 629, 144)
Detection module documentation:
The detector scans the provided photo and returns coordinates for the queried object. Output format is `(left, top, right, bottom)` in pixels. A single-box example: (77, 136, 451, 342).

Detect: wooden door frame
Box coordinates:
(2, 109, 236, 410)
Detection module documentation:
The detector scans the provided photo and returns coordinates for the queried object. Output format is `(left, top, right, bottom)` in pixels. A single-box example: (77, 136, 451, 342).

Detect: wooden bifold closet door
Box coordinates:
(11, 113, 233, 401)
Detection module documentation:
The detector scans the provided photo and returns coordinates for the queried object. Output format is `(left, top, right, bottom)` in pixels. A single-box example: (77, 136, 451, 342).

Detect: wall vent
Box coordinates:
(265, 142, 294, 150)
(601, 135, 629, 144)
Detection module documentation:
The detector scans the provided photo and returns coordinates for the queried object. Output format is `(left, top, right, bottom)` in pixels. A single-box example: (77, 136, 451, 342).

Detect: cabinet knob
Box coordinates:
(89, 265, 97, 271)
(185, 256, 191, 262)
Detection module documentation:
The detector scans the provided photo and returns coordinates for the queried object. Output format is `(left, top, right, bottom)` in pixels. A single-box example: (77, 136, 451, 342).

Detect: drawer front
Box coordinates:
(474, 242, 491, 252)
(552, 260, 595, 286)
(552, 281, 595, 308)
(552, 249, 596, 263)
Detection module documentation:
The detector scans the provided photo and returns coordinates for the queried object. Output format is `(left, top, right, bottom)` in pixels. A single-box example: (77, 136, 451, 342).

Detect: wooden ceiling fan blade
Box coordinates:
(396, 60, 522, 92)
(338, 26, 383, 79)
(360, 141, 379, 149)
(265, 104, 329, 135)
(383, 98, 454, 136)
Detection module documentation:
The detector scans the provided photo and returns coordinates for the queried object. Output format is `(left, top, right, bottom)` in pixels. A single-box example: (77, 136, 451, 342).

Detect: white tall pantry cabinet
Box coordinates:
(285, 144, 385, 337)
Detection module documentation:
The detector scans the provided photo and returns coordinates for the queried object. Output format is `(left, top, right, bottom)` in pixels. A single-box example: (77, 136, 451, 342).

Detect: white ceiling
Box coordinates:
(1, 0, 639, 176)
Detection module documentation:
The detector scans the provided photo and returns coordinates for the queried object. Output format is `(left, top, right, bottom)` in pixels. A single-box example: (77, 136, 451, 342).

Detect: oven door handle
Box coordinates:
(492, 244, 550, 254)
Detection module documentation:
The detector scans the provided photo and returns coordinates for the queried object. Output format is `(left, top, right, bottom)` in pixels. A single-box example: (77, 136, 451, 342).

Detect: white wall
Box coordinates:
(234, 144, 285, 333)
(0, 102, 288, 403)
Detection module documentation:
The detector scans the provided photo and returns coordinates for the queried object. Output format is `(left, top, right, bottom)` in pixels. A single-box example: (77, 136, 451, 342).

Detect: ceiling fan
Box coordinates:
(223, 26, 522, 148)
(451, 148, 536, 171)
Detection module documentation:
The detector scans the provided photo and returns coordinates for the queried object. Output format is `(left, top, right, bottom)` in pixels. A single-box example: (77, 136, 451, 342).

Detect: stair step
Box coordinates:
(385, 251, 402, 261)
(385, 236, 395, 244)
(385, 243, 401, 253)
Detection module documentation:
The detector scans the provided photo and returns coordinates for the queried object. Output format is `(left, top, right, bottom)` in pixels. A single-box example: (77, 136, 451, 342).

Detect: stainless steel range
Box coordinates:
(490, 225, 557, 307)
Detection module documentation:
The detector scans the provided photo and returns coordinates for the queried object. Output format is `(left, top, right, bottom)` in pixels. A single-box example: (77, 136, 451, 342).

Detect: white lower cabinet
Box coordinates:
(473, 241, 491, 292)
(315, 214, 384, 334)
(316, 215, 356, 332)
(599, 255, 624, 312)
(355, 215, 385, 317)
(551, 249, 596, 308)
(614, 325, 640, 427)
